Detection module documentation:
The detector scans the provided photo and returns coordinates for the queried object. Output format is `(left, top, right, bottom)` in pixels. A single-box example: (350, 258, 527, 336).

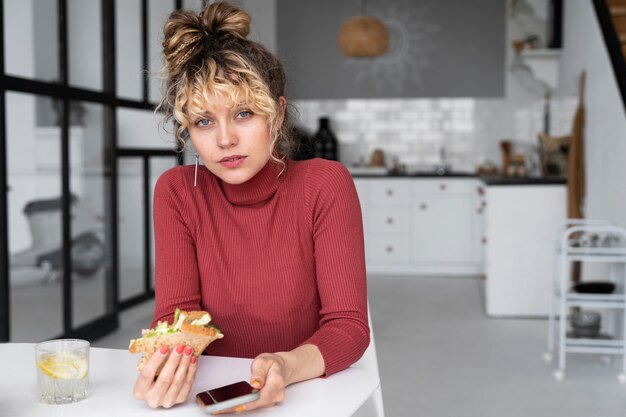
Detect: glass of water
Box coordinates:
(35, 339, 90, 404)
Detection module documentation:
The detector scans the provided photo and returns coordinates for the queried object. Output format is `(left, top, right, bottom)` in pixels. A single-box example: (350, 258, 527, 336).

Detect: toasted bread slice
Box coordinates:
(129, 309, 223, 373)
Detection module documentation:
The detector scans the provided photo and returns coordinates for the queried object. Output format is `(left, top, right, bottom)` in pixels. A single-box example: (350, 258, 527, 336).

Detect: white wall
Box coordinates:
(238, 0, 277, 53)
(558, 1, 626, 227)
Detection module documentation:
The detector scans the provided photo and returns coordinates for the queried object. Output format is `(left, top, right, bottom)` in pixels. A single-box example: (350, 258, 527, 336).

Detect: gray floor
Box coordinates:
(10, 265, 147, 342)
(93, 275, 626, 417)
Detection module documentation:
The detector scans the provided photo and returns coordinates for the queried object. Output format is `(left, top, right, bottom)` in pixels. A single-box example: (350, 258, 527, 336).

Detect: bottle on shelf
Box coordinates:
(313, 117, 339, 161)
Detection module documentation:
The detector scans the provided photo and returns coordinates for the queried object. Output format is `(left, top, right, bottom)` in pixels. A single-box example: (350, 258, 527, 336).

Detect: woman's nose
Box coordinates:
(217, 124, 237, 149)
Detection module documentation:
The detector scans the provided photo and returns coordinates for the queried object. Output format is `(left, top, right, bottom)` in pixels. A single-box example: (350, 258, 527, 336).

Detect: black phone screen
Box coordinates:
(197, 381, 256, 405)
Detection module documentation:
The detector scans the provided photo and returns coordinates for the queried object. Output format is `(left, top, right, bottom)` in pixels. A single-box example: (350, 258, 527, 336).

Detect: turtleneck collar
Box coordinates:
(218, 160, 285, 206)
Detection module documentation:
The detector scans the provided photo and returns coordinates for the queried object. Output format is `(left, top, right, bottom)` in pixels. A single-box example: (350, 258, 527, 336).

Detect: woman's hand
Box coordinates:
(133, 344, 198, 408)
(214, 353, 289, 414)
(247, 353, 289, 410)
(215, 344, 325, 414)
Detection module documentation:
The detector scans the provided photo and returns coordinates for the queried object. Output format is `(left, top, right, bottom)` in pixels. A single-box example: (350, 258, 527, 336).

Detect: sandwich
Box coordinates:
(129, 308, 223, 372)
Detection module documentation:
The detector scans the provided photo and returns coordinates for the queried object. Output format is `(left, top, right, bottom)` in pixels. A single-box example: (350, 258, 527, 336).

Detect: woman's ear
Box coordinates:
(277, 96, 287, 127)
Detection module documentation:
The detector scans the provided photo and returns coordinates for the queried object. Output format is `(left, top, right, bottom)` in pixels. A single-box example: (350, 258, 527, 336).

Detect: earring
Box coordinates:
(194, 153, 199, 187)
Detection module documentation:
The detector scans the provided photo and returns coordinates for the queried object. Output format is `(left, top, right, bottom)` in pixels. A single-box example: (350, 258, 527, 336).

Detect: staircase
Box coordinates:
(593, 0, 626, 112)
(607, 0, 626, 59)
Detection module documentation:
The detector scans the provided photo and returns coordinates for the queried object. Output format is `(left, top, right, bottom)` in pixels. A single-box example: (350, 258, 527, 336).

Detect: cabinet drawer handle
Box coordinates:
(386, 189, 394, 196)
(386, 245, 394, 253)
(439, 183, 447, 191)
(420, 203, 427, 210)
(386, 217, 394, 225)
(477, 186, 485, 196)
(481, 237, 487, 244)
(477, 207, 483, 214)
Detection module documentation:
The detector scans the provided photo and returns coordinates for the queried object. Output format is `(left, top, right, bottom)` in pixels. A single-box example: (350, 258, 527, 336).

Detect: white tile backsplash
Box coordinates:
(294, 96, 576, 172)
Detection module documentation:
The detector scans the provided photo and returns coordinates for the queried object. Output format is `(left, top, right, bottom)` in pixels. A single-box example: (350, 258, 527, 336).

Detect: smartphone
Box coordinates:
(195, 381, 260, 414)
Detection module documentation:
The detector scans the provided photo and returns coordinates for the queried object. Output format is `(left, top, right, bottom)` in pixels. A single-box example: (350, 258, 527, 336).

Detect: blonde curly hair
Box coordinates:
(158, 1, 294, 166)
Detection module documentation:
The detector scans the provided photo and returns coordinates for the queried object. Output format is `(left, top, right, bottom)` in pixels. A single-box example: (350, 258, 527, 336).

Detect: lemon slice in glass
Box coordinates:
(37, 353, 88, 380)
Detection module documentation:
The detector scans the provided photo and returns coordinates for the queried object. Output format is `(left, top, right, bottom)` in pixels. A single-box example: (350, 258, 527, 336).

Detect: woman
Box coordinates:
(133, 1, 369, 411)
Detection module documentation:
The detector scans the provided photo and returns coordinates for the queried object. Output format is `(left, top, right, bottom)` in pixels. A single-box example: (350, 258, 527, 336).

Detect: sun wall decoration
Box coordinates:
(340, 0, 440, 93)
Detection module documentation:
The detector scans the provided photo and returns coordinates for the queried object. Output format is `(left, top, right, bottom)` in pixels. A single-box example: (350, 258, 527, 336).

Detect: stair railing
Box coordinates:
(593, 0, 626, 114)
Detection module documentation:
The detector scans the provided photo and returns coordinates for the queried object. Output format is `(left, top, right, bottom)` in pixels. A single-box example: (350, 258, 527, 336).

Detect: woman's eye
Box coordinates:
(237, 110, 252, 119)
(195, 118, 211, 127)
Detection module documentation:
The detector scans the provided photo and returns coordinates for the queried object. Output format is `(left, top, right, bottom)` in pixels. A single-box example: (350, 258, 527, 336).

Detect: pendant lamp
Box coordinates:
(338, 0, 389, 58)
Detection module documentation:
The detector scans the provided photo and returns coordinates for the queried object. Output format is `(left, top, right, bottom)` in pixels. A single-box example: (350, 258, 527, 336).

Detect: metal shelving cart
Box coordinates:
(544, 221, 626, 382)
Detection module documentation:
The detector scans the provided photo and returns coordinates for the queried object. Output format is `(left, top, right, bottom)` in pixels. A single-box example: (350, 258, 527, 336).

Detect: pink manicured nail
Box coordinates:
(175, 344, 185, 355)
(184, 346, 193, 356)
(159, 346, 170, 355)
(191, 356, 197, 364)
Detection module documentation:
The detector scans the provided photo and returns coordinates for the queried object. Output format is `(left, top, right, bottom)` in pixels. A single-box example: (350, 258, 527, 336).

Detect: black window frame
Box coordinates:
(0, 0, 182, 342)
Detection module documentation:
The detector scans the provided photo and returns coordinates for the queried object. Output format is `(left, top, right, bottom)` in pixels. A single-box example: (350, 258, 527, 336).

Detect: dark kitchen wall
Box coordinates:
(277, 0, 506, 99)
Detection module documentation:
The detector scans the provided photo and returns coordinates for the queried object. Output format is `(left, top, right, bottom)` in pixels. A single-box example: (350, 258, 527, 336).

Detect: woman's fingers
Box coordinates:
(263, 368, 286, 403)
(148, 344, 188, 408)
(242, 354, 286, 412)
(135, 344, 199, 409)
(249, 354, 272, 389)
(174, 351, 199, 405)
(133, 345, 170, 400)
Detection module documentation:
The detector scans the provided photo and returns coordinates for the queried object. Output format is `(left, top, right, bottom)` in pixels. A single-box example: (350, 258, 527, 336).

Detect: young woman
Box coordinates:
(132, 1, 369, 411)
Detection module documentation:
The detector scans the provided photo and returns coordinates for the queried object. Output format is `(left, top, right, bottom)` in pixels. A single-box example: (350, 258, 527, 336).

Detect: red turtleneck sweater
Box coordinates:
(151, 158, 369, 376)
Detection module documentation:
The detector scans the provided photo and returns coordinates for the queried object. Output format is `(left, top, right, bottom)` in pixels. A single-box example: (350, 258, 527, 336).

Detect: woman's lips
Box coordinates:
(219, 155, 246, 168)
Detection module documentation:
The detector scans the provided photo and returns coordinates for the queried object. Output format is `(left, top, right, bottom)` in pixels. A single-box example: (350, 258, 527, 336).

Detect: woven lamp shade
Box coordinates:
(338, 15, 389, 57)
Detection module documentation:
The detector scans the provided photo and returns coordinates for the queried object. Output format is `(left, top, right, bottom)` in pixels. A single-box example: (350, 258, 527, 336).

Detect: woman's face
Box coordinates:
(187, 93, 280, 185)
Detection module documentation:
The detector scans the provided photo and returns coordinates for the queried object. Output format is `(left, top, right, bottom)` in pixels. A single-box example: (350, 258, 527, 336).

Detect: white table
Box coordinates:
(0, 343, 379, 417)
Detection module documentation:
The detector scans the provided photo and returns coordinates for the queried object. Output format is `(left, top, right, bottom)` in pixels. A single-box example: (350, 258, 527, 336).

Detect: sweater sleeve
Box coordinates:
(151, 168, 202, 327)
(301, 161, 370, 376)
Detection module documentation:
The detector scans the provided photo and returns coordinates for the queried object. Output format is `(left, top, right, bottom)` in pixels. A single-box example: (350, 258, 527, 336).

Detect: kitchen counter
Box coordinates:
(352, 175, 483, 276)
(351, 171, 475, 178)
(480, 175, 566, 186)
(484, 182, 566, 316)
(350, 170, 566, 185)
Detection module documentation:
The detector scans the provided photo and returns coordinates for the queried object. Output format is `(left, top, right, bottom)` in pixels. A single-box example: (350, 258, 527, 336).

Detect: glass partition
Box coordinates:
(118, 158, 145, 302)
(0, 0, 185, 343)
(7, 92, 63, 342)
(4, 0, 60, 83)
(115, 0, 143, 101)
(148, 0, 176, 103)
(70, 101, 109, 328)
(68, 0, 103, 91)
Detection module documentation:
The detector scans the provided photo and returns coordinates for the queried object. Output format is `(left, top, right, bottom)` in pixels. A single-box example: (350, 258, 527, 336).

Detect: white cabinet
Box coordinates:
(370, 208, 411, 235)
(475, 184, 487, 276)
(354, 177, 481, 276)
(484, 184, 567, 317)
(412, 190, 474, 264)
(367, 180, 411, 205)
(362, 180, 412, 267)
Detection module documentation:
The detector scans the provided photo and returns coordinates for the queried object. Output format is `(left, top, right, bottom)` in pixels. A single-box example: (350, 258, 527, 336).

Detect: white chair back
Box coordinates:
(351, 304, 385, 417)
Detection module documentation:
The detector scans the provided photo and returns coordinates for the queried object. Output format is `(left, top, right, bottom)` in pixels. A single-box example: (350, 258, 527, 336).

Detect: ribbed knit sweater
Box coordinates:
(152, 158, 369, 376)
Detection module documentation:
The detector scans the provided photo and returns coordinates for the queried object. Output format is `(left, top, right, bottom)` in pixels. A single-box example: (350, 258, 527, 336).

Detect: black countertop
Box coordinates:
(350, 171, 567, 185)
(479, 175, 566, 186)
(352, 171, 476, 178)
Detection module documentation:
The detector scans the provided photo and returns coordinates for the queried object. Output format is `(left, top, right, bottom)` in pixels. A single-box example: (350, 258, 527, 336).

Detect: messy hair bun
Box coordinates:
(158, 1, 295, 166)
(162, 2, 250, 76)
(199, 1, 250, 39)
